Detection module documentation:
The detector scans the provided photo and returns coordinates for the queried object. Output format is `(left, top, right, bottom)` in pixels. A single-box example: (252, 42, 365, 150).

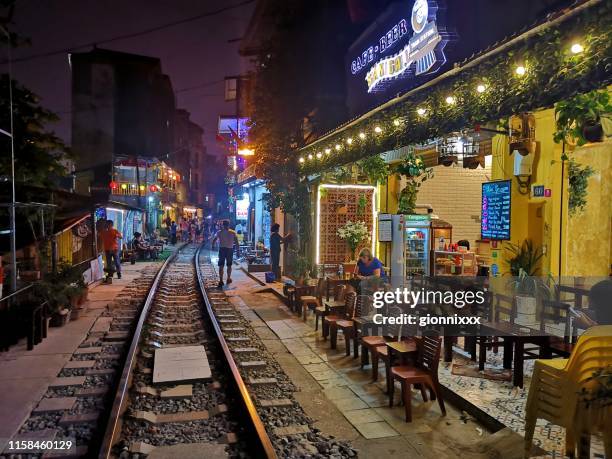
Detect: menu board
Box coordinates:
(378, 214, 393, 242)
(481, 180, 511, 240)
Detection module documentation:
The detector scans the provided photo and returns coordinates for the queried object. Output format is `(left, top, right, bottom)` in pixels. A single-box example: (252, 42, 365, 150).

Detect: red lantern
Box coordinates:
(149, 185, 158, 192)
(110, 181, 118, 190)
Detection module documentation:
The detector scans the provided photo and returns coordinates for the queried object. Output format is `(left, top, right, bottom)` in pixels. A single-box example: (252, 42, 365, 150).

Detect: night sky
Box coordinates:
(2, 0, 255, 158)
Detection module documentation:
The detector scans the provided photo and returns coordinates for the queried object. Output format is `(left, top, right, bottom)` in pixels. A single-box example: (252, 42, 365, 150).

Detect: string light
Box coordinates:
(445, 96, 456, 105)
(374, 126, 382, 133)
(515, 65, 526, 76)
(335, 144, 341, 151)
(316, 152, 322, 159)
(393, 119, 401, 126)
(417, 107, 427, 116)
(308, 154, 313, 160)
(299, 157, 305, 163)
(121, 183, 128, 190)
(476, 84, 487, 93)
(325, 148, 331, 154)
(359, 132, 366, 139)
(570, 43, 584, 54)
(346, 137, 353, 145)
(139, 185, 145, 191)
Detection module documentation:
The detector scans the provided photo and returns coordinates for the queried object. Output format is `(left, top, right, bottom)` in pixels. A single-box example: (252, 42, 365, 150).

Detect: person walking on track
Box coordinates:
(211, 220, 240, 288)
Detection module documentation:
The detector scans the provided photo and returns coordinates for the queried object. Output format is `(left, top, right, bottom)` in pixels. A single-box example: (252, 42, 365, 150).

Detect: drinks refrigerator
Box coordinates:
(390, 214, 452, 284)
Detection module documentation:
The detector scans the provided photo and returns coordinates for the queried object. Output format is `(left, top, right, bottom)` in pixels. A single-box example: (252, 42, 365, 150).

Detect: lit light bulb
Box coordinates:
(476, 84, 486, 93)
(308, 154, 313, 160)
(515, 65, 526, 76)
(346, 138, 353, 145)
(445, 96, 456, 105)
(374, 126, 382, 133)
(570, 43, 584, 54)
(359, 132, 366, 139)
(299, 157, 305, 163)
(335, 144, 341, 151)
(393, 119, 400, 126)
(316, 152, 322, 159)
(417, 107, 427, 116)
(325, 148, 331, 154)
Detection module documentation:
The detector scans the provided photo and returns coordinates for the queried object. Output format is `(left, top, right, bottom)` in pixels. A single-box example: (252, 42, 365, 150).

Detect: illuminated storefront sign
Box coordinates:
(349, 0, 451, 94)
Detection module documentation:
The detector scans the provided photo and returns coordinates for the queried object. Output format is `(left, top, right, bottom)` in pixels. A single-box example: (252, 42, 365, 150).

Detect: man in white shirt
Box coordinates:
(212, 220, 240, 288)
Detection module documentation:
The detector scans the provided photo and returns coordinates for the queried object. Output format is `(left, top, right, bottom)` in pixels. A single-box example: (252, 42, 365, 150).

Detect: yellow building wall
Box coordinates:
(376, 174, 400, 268)
(491, 106, 612, 277)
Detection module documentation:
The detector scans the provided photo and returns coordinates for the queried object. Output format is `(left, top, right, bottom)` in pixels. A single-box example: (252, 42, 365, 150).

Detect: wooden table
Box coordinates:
(479, 321, 552, 387)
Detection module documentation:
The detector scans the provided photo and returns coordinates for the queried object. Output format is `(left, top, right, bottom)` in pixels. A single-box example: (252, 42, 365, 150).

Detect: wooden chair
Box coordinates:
(540, 299, 576, 358)
(334, 294, 368, 357)
(300, 278, 326, 321)
(389, 329, 446, 422)
(373, 333, 418, 394)
(351, 295, 374, 359)
(360, 302, 397, 369)
(478, 293, 515, 371)
(314, 284, 346, 332)
(324, 292, 356, 348)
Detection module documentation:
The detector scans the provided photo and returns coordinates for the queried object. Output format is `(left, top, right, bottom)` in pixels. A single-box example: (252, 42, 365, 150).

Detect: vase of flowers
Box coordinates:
(337, 220, 370, 262)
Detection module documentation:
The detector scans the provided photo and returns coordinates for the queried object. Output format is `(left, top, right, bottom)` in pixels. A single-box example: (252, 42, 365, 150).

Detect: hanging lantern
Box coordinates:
(109, 181, 118, 190)
(139, 185, 145, 191)
(121, 183, 128, 190)
(150, 184, 158, 192)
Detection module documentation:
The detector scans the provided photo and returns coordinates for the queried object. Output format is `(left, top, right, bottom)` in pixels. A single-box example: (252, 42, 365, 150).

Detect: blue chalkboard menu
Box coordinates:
(481, 180, 511, 240)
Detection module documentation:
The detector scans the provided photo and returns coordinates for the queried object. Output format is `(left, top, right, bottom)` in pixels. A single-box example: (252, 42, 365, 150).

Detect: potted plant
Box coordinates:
(337, 220, 370, 262)
(395, 152, 433, 214)
(288, 250, 312, 285)
(505, 240, 550, 317)
(553, 90, 612, 146)
(35, 280, 71, 327)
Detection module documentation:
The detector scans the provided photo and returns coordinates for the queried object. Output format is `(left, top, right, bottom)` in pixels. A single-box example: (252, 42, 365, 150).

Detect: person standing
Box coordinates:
(101, 220, 122, 279)
(270, 223, 290, 281)
(170, 221, 177, 245)
(212, 220, 240, 288)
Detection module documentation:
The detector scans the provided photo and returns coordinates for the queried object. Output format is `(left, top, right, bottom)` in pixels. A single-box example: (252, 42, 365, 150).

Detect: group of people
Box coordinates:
(165, 216, 212, 245)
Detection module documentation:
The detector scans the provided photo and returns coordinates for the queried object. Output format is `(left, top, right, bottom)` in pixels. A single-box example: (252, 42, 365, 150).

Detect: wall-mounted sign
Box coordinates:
(235, 195, 249, 221)
(349, 0, 452, 95)
(481, 180, 511, 240)
(378, 214, 393, 242)
(532, 185, 545, 197)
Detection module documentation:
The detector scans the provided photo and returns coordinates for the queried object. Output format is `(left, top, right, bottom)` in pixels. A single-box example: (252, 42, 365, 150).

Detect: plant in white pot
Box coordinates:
(337, 220, 370, 262)
(505, 240, 550, 323)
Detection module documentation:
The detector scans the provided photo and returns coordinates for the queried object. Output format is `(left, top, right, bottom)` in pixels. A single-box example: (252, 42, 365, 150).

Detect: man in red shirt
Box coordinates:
(100, 220, 123, 279)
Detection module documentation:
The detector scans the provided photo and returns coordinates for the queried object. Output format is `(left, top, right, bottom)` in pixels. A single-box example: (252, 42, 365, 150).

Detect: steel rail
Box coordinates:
(97, 248, 180, 459)
(194, 245, 278, 459)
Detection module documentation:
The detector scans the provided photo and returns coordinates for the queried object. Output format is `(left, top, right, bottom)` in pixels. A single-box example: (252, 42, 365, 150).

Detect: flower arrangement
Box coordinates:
(337, 220, 370, 258)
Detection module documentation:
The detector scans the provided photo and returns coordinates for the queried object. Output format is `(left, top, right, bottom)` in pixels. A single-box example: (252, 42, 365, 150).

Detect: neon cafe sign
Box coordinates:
(350, 0, 451, 93)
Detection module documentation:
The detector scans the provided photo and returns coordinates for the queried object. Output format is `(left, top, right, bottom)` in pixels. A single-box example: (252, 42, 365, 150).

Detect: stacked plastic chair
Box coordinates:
(524, 325, 612, 458)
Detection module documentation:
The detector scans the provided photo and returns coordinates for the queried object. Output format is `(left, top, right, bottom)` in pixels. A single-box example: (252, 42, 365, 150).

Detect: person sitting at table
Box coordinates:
(133, 232, 158, 260)
(572, 279, 612, 328)
(353, 248, 385, 278)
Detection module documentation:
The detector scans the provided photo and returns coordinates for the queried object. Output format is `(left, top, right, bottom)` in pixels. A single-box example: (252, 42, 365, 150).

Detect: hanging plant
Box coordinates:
(357, 155, 389, 185)
(357, 195, 367, 215)
(329, 165, 352, 184)
(395, 152, 433, 214)
(568, 159, 595, 215)
(553, 90, 612, 146)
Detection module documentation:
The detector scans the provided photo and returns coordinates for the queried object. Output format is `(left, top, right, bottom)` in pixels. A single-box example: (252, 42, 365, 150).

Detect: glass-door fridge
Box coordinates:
(391, 215, 431, 285)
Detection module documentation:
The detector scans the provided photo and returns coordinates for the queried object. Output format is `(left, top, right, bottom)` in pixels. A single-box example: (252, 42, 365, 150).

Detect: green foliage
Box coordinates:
(395, 152, 433, 214)
(287, 248, 312, 280)
(357, 155, 389, 185)
(0, 76, 71, 186)
(505, 239, 544, 277)
(554, 90, 612, 145)
(357, 195, 366, 215)
(568, 160, 595, 215)
(299, 4, 612, 173)
(33, 260, 85, 313)
(327, 165, 352, 184)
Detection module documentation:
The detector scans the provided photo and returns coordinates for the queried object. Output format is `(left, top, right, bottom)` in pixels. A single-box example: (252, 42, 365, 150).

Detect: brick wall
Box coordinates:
(404, 163, 492, 247)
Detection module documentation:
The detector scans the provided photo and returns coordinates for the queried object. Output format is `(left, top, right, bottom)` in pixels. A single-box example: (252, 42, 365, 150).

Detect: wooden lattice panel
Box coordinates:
(318, 186, 375, 263)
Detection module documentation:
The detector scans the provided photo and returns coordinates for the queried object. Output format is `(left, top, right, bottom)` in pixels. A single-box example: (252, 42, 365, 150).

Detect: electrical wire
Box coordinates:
(0, 0, 254, 65)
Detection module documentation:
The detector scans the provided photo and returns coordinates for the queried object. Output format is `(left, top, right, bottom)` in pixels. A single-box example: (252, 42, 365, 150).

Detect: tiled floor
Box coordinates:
(235, 265, 606, 458)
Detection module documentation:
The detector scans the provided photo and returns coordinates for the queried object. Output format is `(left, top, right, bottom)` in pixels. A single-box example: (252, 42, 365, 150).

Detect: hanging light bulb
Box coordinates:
(335, 144, 341, 151)
(374, 126, 382, 133)
(476, 84, 487, 93)
(515, 65, 526, 76)
(307, 154, 313, 160)
(570, 43, 584, 54)
(445, 96, 456, 105)
(346, 137, 353, 145)
(393, 119, 401, 126)
(359, 132, 366, 139)
(299, 157, 305, 163)
(417, 107, 427, 116)
(316, 152, 322, 159)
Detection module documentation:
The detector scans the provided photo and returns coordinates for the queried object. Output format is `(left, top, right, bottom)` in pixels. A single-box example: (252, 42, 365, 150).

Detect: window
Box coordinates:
(224, 77, 237, 101)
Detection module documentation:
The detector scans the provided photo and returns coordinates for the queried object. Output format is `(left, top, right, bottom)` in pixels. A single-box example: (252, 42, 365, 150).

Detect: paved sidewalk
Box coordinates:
(0, 256, 169, 451)
(221, 268, 527, 459)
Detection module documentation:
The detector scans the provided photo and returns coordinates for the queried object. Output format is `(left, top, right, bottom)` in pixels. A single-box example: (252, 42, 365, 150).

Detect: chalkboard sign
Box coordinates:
(378, 214, 393, 242)
(481, 180, 511, 240)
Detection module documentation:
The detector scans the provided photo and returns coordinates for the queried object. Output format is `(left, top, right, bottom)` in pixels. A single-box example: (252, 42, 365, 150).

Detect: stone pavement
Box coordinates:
(0, 255, 171, 452)
(222, 267, 529, 459)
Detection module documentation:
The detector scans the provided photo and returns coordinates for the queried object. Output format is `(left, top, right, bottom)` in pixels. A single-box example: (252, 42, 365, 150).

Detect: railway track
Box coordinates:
(3, 244, 355, 458)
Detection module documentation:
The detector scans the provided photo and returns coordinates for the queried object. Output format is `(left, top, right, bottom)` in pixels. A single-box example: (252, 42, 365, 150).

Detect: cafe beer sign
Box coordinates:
(351, 0, 451, 94)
